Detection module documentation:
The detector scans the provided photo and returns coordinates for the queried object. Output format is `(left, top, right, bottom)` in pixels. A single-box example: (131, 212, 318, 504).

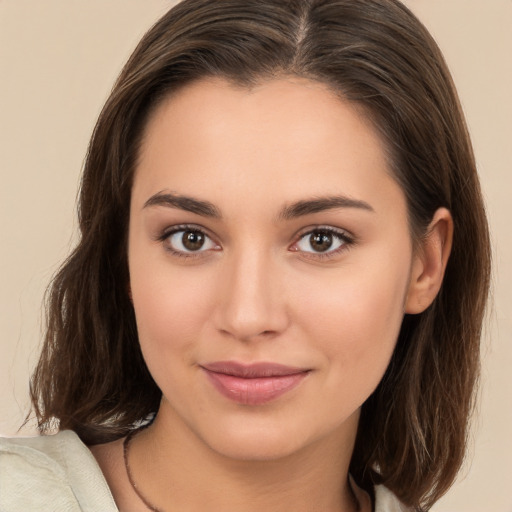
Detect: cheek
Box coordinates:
(293, 253, 410, 389)
(129, 257, 215, 376)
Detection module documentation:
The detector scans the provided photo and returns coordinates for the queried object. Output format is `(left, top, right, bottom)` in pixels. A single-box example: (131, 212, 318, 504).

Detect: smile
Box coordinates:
(201, 361, 311, 405)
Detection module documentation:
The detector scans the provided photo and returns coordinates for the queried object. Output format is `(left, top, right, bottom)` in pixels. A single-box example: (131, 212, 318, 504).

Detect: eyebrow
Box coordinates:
(143, 192, 221, 218)
(278, 195, 374, 220)
(143, 191, 374, 219)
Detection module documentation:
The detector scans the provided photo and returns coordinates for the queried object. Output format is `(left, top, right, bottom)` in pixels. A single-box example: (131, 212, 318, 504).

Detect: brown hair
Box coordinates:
(30, 0, 491, 509)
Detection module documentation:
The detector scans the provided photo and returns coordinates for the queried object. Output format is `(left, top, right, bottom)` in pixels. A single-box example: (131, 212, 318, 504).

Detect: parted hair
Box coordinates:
(30, 0, 491, 510)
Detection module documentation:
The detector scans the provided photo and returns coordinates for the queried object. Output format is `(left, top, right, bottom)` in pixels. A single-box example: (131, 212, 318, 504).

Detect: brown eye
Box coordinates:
(309, 232, 333, 252)
(182, 230, 205, 251)
(165, 227, 218, 255)
(294, 228, 349, 255)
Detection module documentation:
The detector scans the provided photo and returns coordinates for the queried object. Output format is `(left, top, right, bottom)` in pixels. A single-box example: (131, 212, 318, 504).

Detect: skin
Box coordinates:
(91, 76, 452, 512)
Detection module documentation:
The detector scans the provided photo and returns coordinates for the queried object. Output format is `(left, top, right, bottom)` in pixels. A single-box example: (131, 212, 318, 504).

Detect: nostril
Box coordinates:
(218, 326, 280, 342)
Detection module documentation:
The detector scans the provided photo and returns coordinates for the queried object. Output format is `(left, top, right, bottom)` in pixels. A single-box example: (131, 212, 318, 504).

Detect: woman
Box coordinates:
(0, 0, 490, 511)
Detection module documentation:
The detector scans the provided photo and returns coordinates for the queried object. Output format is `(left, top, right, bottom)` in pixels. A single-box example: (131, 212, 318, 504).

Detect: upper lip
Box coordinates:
(201, 361, 310, 378)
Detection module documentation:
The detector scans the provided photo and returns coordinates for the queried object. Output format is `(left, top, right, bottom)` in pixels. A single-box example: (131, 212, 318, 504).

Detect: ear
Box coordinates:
(405, 207, 453, 314)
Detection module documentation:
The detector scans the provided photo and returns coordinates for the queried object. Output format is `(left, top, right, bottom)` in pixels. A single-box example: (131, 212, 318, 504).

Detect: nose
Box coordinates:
(213, 248, 289, 342)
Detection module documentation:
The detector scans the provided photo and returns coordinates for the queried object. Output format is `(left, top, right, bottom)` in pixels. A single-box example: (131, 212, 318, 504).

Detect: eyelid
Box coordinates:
(289, 225, 355, 258)
(155, 223, 354, 260)
(157, 223, 221, 257)
(293, 224, 355, 242)
(156, 223, 205, 240)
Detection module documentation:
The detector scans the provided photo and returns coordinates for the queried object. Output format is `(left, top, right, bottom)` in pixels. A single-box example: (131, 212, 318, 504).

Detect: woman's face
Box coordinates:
(128, 77, 417, 460)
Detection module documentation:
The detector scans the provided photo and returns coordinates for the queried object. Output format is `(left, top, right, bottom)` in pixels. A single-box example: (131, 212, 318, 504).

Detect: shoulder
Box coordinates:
(374, 484, 413, 512)
(0, 430, 118, 512)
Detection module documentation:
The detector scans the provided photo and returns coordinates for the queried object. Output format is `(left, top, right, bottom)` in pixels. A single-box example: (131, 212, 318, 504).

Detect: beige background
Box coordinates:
(1, 1, 511, 510)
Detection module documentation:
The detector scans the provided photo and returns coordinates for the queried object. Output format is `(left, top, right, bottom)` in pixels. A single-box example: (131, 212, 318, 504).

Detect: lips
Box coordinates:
(200, 361, 310, 405)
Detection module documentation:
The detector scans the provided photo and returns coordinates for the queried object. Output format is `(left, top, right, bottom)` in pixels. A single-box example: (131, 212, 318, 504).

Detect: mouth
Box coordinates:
(200, 361, 311, 405)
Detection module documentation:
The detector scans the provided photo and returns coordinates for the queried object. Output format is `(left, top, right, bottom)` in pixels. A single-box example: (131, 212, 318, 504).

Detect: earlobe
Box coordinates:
(405, 207, 453, 314)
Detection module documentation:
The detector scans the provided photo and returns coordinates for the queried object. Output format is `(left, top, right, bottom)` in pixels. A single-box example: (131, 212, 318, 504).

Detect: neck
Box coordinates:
(128, 405, 362, 512)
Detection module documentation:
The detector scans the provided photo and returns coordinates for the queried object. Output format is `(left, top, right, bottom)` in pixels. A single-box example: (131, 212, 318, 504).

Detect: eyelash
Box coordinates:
(293, 226, 354, 260)
(157, 224, 219, 259)
(157, 224, 355, 260)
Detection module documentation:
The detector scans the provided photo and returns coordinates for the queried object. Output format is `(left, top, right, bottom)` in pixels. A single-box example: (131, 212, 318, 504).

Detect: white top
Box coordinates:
(0, 431, 410, 511)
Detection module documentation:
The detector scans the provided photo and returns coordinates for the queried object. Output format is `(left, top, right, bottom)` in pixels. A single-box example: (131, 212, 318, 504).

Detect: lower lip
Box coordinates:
(202, 369, 309, 405)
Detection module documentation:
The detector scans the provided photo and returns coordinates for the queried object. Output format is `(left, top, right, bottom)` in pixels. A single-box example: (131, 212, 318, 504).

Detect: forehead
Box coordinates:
(132, 76, 405, 218)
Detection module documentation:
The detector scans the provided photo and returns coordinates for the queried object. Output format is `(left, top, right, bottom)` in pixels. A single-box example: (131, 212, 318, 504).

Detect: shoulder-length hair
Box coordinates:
(30, 0, 491, 509)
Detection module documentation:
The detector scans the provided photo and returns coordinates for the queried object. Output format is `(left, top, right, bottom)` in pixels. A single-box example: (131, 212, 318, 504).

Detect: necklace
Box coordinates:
(124, 425, 363, 512)
(123, 425, 164, 512)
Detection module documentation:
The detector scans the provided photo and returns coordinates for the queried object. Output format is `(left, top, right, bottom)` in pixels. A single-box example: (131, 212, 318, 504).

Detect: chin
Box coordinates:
(208, 430, 307, 462)
(192, 412, 345, 463)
